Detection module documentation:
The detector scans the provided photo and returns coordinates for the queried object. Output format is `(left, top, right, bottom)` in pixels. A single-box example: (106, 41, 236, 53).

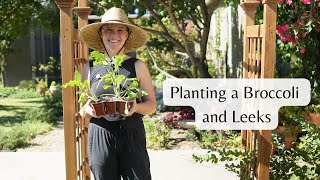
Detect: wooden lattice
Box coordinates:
(241, 0, 277, 179)
(73, 30, 91, 180)
(55, 0, 91, 179)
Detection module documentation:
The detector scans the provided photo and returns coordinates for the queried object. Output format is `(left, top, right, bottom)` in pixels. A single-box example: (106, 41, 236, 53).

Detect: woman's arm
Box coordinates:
(131, 60, 156, 115)
(81, 63, 90, 82)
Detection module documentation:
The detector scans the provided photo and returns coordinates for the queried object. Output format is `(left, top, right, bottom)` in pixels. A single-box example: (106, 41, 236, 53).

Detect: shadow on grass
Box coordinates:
(0, 105, 32, 125)
(0, 115, 26, 125)
(17, 99, 43, 104)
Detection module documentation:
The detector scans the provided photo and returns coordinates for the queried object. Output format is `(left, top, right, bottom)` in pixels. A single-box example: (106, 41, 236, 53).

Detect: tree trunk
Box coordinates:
(197, 60, 212, 78)
(0, 72, 4, 87)
(0, 53, 6, 86)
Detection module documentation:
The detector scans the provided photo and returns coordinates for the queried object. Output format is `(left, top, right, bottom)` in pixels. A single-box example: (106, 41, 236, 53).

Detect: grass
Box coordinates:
(0, 97, 53, 151)
(0, 98, 43, 125)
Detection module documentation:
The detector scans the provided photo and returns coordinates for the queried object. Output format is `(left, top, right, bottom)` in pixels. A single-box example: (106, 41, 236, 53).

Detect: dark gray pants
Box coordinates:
(88, 118, 151, 180)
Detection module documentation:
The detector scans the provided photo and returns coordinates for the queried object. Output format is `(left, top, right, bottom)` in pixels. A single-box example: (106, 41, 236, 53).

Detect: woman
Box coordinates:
(79, 7, 156, 180)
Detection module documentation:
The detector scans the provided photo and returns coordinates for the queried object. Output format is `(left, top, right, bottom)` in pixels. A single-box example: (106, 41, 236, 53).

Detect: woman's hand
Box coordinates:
(79, 100, 100, 118)
(121, 100, 137, 117)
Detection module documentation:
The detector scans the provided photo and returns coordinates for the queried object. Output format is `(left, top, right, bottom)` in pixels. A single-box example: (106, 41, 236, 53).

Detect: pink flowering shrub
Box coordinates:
(275, 0, 320, 89)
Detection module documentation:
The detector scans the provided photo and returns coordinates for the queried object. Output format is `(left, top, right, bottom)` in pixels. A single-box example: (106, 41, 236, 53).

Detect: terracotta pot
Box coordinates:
(277, 126, 285, 134)
(284, 135, 297, 150)
(276, 126, 298, 150)
(116, 101, 133, 115)
(105, 101, 117, 115)
(90, 101, 116, 117)
(305, 113, 320, 128)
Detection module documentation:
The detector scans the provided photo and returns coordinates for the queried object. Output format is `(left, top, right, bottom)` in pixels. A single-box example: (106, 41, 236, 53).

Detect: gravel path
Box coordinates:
(16, 121, 64, 152)
(16, 121, 200, 152)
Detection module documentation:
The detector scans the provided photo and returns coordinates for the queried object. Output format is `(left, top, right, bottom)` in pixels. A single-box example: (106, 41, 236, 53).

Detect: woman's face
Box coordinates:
(100, 23, 129, 54)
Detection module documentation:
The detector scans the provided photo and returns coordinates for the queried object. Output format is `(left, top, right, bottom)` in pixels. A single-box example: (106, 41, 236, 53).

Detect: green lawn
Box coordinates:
(0, 97, 52, 151)
(0, 98, 43, 125)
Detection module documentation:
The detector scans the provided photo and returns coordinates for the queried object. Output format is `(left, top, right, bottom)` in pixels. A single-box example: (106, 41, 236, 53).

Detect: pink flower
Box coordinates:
(276, 26, 284, 36)
(281, 37, 287, 42)
(316, 28, 320, 33)
(278, 0, 284, 4)
(294, 22, 299, 27)
(299, 19, 305, 25)
(300, 48, 306, 54)
(302, 32, 307, 37)
(302, 0, 310, 4)
(285, 33, 293, 41)
(296, 34, 302, 39)
(318, 2, 320, 7)
(287, 0, 293, 5)
(290, 39, 297, 45)
(282, 24, 289, 31)
(276, 25, 289, 37)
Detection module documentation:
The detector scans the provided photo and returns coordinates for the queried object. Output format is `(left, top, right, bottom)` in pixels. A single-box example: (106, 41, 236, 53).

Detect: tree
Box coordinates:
(0, 0, 59, 86)
(89, 0, 221, 78)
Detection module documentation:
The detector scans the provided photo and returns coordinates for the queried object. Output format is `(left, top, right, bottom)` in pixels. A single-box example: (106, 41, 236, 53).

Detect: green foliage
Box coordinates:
(63, 70, 94, 104)
(143, 117, 172, 149)
(64, 51, 148, 103)
(294, 120, 320, 174)
(270, 121, 320, 179)
(94, 53, 148, 100)
(207, 62, 220, 78)
(278, 107, 305, 136)
(0, 85, 40, 99)
(10, 90, 41, 99)
(0, 0, 59, 85)
(42, 90, 63, 123)
(0, 97, 55, 150)
(0, 121, 52, 151)
(18, 80, 36, 90)
(39, 56, 60, 75)
(196, 130, 241, 149)
(193, 119, 320, 179)
(0, 87, 19, 98)
(197, 130, 225, 149)
(193, 148, 255, 179)
(22, 88, 62, 124)
(50, 81, 57, 86)
(36, 78, 48, 89)
(274, 1, 320, 96)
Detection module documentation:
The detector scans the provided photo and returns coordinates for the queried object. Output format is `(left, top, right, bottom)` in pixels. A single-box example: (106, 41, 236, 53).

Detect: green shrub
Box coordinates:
(43, 90, 62, 123)
(0, 121, 52, 151)
(24, 90, 62, 123)
(25, 108, 54, 123)
(193, 119, 319, 180)
(18, 80, 36, 90)
(0, 87, 19, 98)
(197, 130, 225, 149)
(10, 90, 41, 99)
(143, 117, 172, 149)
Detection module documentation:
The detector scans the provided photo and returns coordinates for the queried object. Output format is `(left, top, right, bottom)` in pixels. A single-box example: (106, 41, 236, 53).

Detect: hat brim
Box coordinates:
(79, 21, 149, 53)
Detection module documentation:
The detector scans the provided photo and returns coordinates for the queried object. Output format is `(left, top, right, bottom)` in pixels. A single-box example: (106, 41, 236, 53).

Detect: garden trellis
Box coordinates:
(55, 0, 277, 179)
(240, 0, 277, 179)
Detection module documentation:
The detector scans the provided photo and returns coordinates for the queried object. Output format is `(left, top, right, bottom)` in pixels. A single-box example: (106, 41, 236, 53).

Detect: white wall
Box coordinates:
(207, 3, 245, 78)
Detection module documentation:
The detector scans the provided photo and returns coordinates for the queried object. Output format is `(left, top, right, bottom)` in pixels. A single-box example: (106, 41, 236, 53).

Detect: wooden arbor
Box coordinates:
(55, 0, 91, 179)
(55, 0, 277, 179)
(241, 0, 277, 179)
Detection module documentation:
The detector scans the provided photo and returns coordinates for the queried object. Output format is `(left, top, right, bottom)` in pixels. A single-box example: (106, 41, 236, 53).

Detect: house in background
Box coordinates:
(5, 26, 60, 86)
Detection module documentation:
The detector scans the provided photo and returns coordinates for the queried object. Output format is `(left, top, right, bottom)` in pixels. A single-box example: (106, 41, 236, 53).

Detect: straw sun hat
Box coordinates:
(79, 7, 149, 53)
